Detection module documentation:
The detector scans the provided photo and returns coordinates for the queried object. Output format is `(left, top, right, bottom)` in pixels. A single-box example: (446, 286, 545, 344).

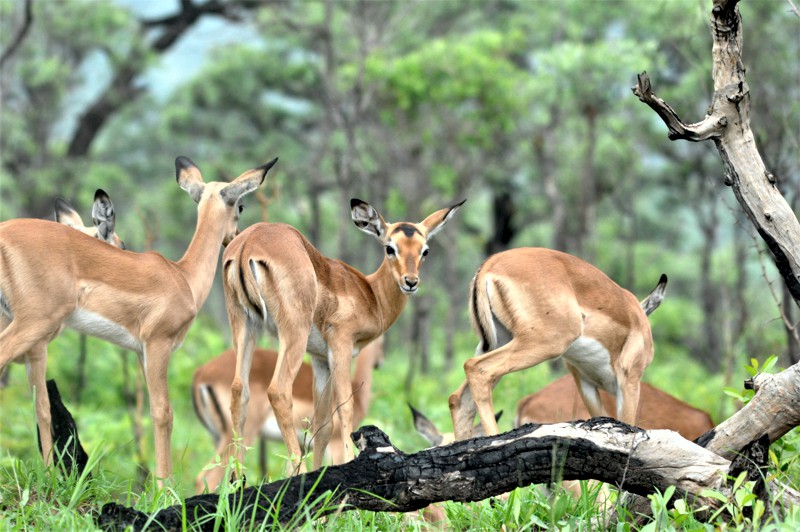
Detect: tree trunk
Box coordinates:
(97, 361, 800, 530)
(632, 0, 800, 306)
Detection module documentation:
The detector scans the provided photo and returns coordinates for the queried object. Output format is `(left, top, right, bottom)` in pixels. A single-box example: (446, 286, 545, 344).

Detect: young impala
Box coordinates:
(0, 190, 125, 388)
(0, 156, 277, 484)
(192, 337, 384, 492)
(222, 198, 464, 475)
(449, 247, 667, 440)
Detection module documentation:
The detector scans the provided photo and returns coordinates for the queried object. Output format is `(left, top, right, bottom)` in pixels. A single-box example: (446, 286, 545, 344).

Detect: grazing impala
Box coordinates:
(0, 156, 277, 484)
(222, 198, 464, 475)
(449, 247, 667, 440)
(193, 336, 384, 492)
(515, 375, 714, 440)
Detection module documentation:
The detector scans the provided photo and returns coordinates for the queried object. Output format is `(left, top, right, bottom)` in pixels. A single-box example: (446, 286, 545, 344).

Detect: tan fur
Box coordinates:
(515, 374, 714, 440)
(449, 248, 666, 441)
(222, 199, 464, 476)
(0, 192, 126, 386)
(0, 157, 276, 485)
(193, 337, 383, 492)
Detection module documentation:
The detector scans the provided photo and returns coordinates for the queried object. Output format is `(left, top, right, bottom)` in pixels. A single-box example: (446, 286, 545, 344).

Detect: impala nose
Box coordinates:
(404, 276, 419, 290)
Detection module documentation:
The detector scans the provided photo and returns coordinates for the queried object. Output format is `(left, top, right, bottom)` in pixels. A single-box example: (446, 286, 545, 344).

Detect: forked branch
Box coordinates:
(633, 0, 800, 305)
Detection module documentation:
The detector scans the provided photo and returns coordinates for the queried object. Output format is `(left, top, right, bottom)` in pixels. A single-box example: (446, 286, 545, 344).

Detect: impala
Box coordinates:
(515, 375, 714, 440)
(54, 189, 126, 249)
(514, 373, 712, 500)
(409, 403, 501, 447)
(449, 247, 667, 440)
(0, 156, 277, 483)
(0, 190, 126, 388)
(193, 336, 384, 492)
(222, 198, 465, 474)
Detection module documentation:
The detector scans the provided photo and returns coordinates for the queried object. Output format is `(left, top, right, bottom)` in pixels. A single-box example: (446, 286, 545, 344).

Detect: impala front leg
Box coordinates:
(142, 341, 174, 486)
(310, 356, 334, 470)
(329, 343, 356, 463)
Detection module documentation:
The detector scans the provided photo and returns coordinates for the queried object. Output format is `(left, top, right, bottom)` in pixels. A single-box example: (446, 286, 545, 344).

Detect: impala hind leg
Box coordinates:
(267, 335, 309, 475)
(449, 379, 478, 441)
(462, 330, 579, 438)
(565, 364, 608, 419)
(616, 378, 643, 426)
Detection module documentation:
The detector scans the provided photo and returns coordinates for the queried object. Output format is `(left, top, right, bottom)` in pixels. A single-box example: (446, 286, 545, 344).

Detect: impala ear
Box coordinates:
(54, 197, 84, 228)
(175, 156, 205, 203)
(640, 273, 668, 317)
(91, 189, 116, 244)
(221, 157, 278, 205)
(420, 199, 466, 239)
(351, 198, 387, 240)
(408, 403, 443, 447)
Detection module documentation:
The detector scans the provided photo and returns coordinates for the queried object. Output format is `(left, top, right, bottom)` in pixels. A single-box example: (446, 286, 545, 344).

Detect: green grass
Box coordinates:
(1, 324, 798, 529)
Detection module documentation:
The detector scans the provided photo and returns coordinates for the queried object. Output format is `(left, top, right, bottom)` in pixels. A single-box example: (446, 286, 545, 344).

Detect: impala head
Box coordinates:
(54, 189, 126, 249)
(176, 156, 278, 246)
(409, 403, 501, 447)
(351, 198, 466, 294)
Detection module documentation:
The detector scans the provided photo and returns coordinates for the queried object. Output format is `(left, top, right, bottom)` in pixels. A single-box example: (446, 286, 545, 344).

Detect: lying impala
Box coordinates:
(0, 156, 277, 484)
(193, 336, 384, 492)
(515, 374, 714, 440)
(222, 198, 464, 475)
(0, 190, 125, 388)
(450, 247, 667, 440)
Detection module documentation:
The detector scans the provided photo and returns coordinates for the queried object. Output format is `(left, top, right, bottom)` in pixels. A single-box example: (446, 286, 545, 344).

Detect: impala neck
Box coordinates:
(366, 257, 410, 334)
(176, 201, 226, 309)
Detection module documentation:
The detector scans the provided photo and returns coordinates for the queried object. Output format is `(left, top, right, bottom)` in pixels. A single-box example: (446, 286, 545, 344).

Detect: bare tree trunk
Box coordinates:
(633, 0, 800, 306)
(576, 105, 598, 261)
(699, 199, 723, 371)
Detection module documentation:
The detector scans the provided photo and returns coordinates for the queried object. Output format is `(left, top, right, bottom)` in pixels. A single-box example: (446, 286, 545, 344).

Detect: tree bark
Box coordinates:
(632, 0, 800, 306)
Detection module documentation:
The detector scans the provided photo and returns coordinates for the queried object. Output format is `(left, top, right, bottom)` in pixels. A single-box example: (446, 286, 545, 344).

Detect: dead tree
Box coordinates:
(96, 358, 800, 530)
(632, 0, 800, 306)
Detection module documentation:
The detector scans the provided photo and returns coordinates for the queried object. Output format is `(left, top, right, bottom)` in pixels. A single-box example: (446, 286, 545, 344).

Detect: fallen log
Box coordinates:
(99, 418, 736, 530)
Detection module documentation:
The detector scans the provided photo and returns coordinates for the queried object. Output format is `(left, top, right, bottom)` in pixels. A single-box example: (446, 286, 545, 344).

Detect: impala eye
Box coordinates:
(422, 248, 429, 258)
(385, 245, 396, 256)
(238, 204, 245, 214)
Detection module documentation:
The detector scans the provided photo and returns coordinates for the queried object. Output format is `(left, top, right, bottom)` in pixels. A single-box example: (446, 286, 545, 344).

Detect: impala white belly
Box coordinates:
(65, 308, 141, 352)
(260, 416, 309, 443)
(260, 416, 284, 441)
(561, 336, 617, 394)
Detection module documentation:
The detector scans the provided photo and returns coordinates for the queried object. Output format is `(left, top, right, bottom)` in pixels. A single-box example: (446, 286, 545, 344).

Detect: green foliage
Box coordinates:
(723, 355, 779, 405)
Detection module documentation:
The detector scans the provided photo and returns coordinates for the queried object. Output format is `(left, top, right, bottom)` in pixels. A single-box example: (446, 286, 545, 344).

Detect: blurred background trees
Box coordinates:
(0, 0, 797, 486)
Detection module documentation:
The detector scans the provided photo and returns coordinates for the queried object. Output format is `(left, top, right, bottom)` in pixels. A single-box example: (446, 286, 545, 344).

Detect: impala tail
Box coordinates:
(469, 265, 496, 355)
(192, 379, 226, 446)
(224, 251, 269, 324)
